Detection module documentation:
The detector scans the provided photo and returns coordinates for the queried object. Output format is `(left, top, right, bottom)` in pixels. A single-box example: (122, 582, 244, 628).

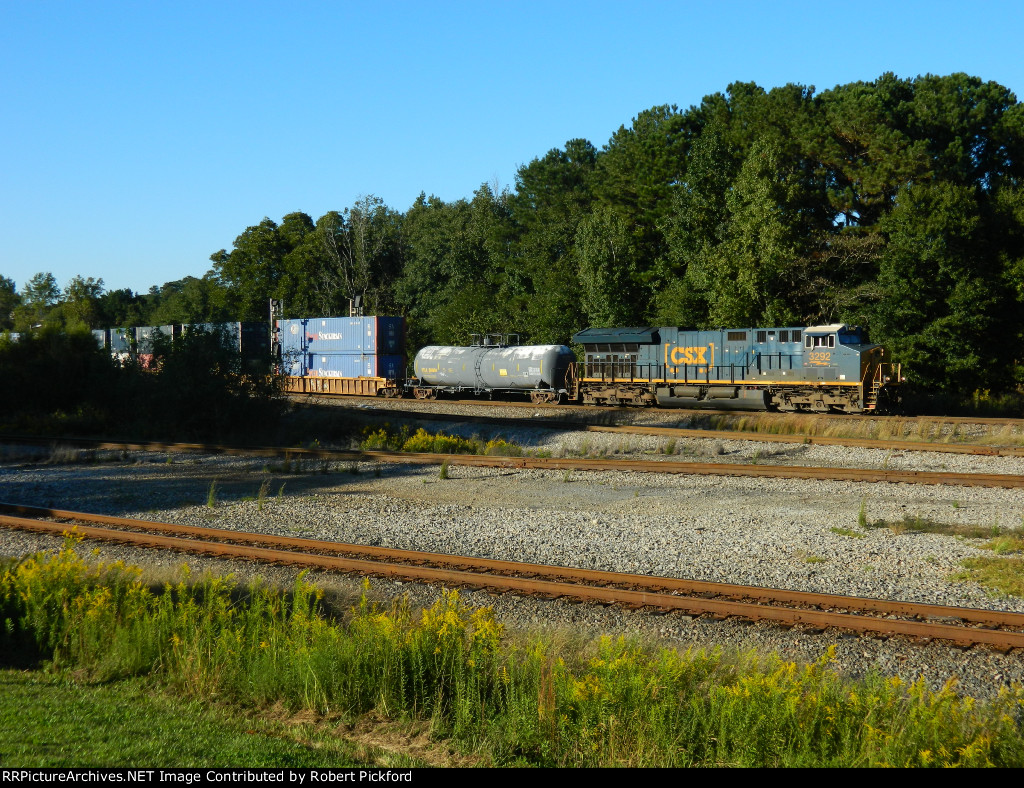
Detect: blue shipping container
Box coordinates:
(276, 316, 405, 355)
(307, 354, 405, 379)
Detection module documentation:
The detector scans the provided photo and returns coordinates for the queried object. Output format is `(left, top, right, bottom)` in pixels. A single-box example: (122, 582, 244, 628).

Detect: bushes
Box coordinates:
(5, 542, 1024, 767)
(0, 327, 284, 441)
(360, 425, 523, 456)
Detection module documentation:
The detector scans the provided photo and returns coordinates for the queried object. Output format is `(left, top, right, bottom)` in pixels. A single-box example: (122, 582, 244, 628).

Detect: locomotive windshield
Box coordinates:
(837, 327, 868, 344)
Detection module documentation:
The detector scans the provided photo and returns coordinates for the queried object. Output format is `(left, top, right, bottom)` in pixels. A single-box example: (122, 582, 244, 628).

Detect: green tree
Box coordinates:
(510, 139, 597, 342)
(0, 276, 18, 330)
(211, 218, 288, 321)
(575, 205, 644, 326)
(681, 139, 806, 327)
(61, 275, 105, 330)
(13, 272, 60, 330)
(872, 181, 1008, 393)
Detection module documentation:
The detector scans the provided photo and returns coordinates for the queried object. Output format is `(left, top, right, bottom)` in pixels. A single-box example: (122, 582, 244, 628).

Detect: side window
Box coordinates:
(828, 336, 835, 348)
(805, 335, 813, 349)
(792, 331, 801, 344)
(756, 331, 767, 343)
(727, 331, 746, 341)
(779, 330, 789, 343)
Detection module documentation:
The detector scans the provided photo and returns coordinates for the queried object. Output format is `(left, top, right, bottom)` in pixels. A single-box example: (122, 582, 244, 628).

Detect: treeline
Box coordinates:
(4, 72, 1024, 396)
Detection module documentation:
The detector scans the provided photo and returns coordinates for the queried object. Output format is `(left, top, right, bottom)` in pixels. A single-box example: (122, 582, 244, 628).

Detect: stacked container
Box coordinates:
(109, 327, 132, 365)
(185, 322, 270, 361)
(276, 315, 405, 381)
(134, 325, 176, 368)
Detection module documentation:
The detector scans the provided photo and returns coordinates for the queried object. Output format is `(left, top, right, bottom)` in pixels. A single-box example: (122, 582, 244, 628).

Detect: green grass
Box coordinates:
(689, 411, 1024, 446)
(5, 542, 1024, 767)
(0, 669, 421, 768)
(863, 514, 1007, 539)
(954, 557, 1024, 597)
(830, 527, 866, 539)
(952, 534, 1024, 597)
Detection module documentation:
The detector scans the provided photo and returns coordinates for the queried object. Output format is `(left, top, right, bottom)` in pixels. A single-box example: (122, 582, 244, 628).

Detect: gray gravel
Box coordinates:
(2, 429, 1024, 702)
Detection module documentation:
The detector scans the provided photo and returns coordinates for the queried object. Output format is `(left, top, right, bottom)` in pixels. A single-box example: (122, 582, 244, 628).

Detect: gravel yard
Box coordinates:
(3, 417, 1024, 702)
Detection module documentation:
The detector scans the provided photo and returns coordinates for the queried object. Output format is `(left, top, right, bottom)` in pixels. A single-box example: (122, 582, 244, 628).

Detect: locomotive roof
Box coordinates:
(572, 327, 660, 344)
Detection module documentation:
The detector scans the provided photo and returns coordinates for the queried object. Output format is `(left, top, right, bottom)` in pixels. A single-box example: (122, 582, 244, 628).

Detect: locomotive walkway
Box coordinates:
(3, 502, 1023, 650)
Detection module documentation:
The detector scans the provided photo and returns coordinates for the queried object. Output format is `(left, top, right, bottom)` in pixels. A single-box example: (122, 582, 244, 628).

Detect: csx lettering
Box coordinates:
(669, 346, 708, 366)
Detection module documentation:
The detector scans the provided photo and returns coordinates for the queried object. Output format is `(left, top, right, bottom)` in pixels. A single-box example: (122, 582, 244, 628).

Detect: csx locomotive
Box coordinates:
(572, 323, 902, 413)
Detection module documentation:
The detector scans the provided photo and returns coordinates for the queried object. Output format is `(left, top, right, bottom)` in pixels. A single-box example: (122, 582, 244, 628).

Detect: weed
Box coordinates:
(439, 459, 450, 480)
(882, 449, 894, 470)
(276, 483, 286, 501)
(346, 463, 360, 475)
(984, 535, 1024, 555)
(954, 556, 1024, 596)
(256, 480, 270, 511)
(7, 545, 1024, 766)
(857, 499, 868, 529)
(861, 512, 1009, 540)
(830, 527, 866, 539)
(562, 470, 572, 483)
(664, 439, 677, 455)
(952, 500, 961, 509)
(804, 555, 827, 564)
(206, 480, 218, 509)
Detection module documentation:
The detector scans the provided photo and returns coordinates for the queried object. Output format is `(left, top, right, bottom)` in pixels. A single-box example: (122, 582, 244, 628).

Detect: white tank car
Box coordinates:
(414, 344, 576, 398)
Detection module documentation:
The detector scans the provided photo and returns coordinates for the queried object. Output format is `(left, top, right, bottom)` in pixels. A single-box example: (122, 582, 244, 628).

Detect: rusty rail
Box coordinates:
(2, 436, 1022, 488)
(3, 503, 1024, 649)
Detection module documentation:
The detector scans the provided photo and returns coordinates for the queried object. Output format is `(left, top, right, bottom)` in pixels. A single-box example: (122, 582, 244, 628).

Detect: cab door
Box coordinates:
(804, 333, 837, 380)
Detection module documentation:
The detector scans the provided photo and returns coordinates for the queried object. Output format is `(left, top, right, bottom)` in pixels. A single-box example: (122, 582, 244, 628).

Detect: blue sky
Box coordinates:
(2, 0, 1022, 294)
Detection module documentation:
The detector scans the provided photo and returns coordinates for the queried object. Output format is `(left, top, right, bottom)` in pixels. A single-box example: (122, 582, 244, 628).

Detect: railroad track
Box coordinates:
(2, 435, 1024, 488)
(303, 393, 1024, 427)
(294, 397, 1024, 458)
(302, 400, 1024, 458)
(3, 502, 1023, 650)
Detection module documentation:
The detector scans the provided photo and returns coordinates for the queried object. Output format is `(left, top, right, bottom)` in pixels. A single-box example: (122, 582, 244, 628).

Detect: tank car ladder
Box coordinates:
(473, 353, 485, 395)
